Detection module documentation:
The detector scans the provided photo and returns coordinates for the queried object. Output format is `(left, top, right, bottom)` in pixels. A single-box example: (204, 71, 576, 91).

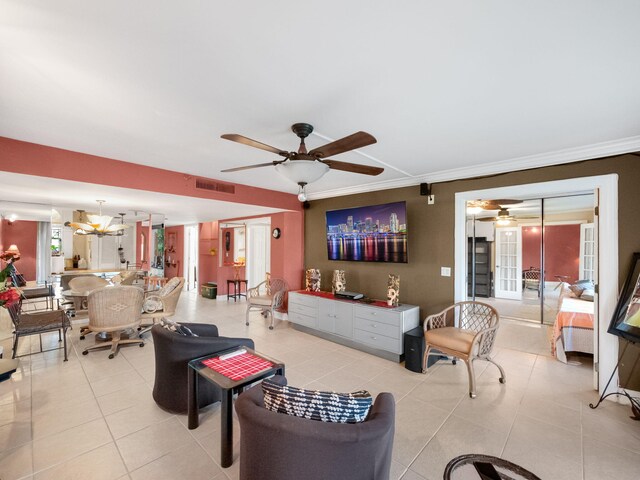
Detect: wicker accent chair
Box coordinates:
(68, 276, 109, 311)
(422, 301, 505, 398)
(82, 286, 145, 359)
(138, 277, 185, 337)
(7, 300, 70, 361)
(110, 272, 137, 286)
(246, 277, 287, 329)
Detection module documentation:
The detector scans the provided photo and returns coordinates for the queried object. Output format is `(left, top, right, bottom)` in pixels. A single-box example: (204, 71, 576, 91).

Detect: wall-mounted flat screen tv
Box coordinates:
(326, 201, 407, 263)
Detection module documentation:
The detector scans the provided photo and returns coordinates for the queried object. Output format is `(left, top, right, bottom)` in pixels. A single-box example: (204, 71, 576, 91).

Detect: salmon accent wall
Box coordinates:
(522, 224, 581, 283)
(198, 221, 219, 285)
(2, 219, 38, 281)
(0, 136, 301, 211)
(164, 225, 184, 278)
(198, 212, 304, 298)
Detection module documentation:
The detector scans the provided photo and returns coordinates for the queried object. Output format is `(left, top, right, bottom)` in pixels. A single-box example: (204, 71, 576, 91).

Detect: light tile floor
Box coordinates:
(1, 291, 639, 480)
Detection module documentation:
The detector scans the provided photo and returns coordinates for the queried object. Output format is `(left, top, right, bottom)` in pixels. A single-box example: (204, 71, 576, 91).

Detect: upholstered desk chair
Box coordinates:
(245, 277, 287, 329)
(151, 323, 254, 413)
(7, 300, 70, 361)
(235, 375, 395, 480)
(138, 277, 185, 337)
(422, 301, 505, 398)
(82, 286, 144, 359)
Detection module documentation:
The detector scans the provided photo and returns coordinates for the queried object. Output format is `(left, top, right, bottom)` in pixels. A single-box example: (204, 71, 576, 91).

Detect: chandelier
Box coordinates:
(64, 200, 129, 237)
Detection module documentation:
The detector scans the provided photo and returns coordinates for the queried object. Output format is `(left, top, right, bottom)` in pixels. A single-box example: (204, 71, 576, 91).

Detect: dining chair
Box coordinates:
(82, 286, 144, 359)
(7, 300, 70, 361)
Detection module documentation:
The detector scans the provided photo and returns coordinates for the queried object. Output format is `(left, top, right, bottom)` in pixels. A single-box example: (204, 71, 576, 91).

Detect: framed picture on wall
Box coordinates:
(608, 252, 640, 344)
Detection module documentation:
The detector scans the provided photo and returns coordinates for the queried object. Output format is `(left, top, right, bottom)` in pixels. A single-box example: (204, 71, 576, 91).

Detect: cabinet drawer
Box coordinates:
(288, 293, 318, 308)
(354, 306, 400, 327)
(354, 317, 400, 339)
(354, 329, 400, 353)
(288, 302, 317, 317)
(289, 311, 317, 329)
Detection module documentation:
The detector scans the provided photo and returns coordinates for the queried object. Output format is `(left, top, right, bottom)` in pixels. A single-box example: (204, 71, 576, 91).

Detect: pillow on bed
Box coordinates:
(568, 280, 595, 298)
(568, 284, 585, 297)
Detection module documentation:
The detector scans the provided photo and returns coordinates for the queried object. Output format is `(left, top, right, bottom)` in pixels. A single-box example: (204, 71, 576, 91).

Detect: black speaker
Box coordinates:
(403, 326, 445, 372)
(419, 183, 430, 196)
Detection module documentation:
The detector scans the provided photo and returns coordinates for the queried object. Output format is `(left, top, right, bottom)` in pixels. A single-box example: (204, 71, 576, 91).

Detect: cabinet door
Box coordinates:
(334, 301, 354, 338)
(317, 298, 335, 333)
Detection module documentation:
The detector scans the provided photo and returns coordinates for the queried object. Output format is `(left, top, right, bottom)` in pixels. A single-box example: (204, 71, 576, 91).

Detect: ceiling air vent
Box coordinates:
(195, 178, 235, 194)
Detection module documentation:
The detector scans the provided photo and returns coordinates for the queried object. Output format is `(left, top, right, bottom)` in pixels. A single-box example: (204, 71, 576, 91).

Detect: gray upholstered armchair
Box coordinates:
(235, 375, 395, 480)
(245, 277, 287, 329)
(150, 323, 254, 413)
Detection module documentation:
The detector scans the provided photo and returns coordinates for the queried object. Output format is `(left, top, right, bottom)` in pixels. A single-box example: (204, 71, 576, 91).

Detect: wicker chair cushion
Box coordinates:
(158, 277, 181, 297)
(14, 310, 70, 334)
(249, 295, 273, 306)
(425, 327, 475, 354)
(143, 298, 163, 313)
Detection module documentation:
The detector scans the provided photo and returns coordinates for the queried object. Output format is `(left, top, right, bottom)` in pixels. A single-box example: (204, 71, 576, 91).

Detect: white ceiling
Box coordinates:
(0, 172, 281, 226)
(1, 1, 639, 201)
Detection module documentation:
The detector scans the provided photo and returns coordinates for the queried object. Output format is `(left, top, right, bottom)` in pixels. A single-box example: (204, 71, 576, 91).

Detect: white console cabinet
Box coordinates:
(288, 291, 420, 362)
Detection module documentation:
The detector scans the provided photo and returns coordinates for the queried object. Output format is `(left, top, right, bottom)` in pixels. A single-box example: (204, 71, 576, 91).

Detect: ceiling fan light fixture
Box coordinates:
(496, 218, 511, 226)
(297, 182, 308, 202)
(64, 201, 129, 237)
(275, 160, 330, 185)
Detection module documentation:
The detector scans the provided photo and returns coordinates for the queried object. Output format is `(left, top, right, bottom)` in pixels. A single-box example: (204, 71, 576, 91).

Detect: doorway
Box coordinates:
(246, 220, 271, 289)
(455, 174, 619, 396)
(184, 225, 198, 291)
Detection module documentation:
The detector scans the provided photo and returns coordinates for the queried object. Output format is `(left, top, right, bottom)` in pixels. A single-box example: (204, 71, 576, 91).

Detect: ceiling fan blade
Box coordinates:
(491, 199, 523, 206)
(477, 217, 499, 222)
(468, 199, 523, 210)
(221, 134, 289, 156)
(221, 161, 283, 173)
(321, 159, 384, 176)
(309, 131, 377, 158)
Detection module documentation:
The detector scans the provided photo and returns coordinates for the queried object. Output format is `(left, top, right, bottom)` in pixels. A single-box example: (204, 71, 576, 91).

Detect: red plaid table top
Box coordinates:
(202, 352, 274, 381)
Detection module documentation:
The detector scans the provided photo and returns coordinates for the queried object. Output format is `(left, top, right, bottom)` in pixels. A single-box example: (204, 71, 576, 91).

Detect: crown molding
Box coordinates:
(307, 135, 640, 201)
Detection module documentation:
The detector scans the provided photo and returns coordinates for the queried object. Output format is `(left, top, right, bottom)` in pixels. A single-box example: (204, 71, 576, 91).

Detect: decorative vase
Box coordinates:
(332, 270, 346, 294)
(387, 274, 400, 306)
(305, 269, 321, 292)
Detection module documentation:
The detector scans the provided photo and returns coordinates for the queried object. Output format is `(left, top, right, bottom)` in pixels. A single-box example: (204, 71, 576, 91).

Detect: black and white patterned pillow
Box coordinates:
(262, 379, 372, 423)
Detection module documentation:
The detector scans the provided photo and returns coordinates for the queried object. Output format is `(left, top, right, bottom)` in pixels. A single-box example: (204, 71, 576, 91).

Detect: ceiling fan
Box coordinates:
(220, 123, 384, 201)
(477, 208, 517, 223)
(466, 199, 523, 211)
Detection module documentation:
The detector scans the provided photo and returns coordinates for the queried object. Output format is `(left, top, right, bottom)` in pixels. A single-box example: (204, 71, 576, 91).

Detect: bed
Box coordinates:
(552, 287, 595, 363)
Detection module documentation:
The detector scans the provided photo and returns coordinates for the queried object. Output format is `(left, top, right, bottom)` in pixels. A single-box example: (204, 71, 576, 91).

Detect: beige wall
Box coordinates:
(304, 154, 640, 389)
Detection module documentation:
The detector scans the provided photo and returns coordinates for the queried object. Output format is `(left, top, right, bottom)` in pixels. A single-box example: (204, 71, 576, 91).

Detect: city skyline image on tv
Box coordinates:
(326, 201, 407, 263)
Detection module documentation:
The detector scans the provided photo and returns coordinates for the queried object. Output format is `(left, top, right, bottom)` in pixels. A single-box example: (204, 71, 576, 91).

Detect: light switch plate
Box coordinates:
(441, 267, 451, 277)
